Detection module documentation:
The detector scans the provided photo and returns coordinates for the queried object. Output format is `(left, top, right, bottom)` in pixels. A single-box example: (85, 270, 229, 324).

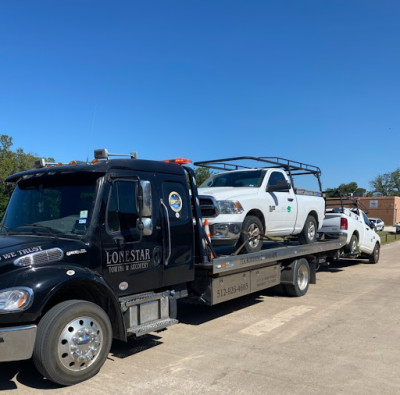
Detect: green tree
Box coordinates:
(0, 134, 55, 219)
(389, 169, 400, 196)
(194, 167, 213, 186)
(369, 170, 400, 196)
(325, 182, 366, 197)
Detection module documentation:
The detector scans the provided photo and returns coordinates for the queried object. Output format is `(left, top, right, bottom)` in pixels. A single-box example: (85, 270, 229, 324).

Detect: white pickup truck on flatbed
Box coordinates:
(319, 196, 380, 263)
(194, 157, 326, 254)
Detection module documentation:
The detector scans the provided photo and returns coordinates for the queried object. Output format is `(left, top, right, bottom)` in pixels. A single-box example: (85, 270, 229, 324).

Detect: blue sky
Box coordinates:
(1, 0, 399, 191)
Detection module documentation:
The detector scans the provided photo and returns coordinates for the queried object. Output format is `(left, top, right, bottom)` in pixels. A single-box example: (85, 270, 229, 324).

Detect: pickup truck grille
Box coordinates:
(198, 195, 218, 217)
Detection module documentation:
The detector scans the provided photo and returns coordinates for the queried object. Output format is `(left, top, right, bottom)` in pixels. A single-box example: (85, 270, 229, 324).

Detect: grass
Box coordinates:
(377, 230, 400, 245)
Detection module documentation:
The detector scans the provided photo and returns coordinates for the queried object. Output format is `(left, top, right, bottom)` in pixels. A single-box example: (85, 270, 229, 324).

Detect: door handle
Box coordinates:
(160, 199, 171, 266)
(288, 198, 294, 202)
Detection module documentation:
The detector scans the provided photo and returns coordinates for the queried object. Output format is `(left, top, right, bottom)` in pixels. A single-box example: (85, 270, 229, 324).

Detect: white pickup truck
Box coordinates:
(319, 197, 380, 263)
(194, 157, 326, 253)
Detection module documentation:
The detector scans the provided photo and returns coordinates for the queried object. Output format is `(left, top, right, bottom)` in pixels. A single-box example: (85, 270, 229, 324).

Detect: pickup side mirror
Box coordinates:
(369, 221, 375, 229)
(266, 180, 291, 193)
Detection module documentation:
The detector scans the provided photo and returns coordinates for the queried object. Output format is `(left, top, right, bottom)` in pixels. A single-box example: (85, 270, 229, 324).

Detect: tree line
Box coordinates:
(0, 134, 54, 218)
(0, 133, 398, 220)
(325, 170, 400, 198)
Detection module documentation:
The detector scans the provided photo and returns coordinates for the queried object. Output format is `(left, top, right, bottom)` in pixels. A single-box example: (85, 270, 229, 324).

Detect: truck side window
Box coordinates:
(268, 171, 289, 192)
(362, 212, 371, 227)
(107, 181, 139, 238)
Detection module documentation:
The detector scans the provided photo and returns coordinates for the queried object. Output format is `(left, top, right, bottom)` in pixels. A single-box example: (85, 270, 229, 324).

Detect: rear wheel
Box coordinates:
(284, 258, 310, 297)
(238, 215, 264, 254)
(33, 300, 112, 386)
(369, 243, 380, 264)
(298, 215, 317, 244)
(345, 234, 358, 255)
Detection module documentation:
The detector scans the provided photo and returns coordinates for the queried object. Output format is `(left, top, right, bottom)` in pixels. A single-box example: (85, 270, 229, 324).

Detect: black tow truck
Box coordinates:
(0, 150, 345, 386)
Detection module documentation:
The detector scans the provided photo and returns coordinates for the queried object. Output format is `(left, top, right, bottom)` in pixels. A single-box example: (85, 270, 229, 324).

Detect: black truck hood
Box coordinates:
(0, 235, 88, 274)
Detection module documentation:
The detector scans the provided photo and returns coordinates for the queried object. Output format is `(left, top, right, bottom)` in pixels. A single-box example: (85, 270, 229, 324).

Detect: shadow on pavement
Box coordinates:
(178, 286, 285, 326)
(110, 334, 162, 359)
(318, 258, 369, 273)
(0, 335, 163, 391)
(0, 360, 61, 391)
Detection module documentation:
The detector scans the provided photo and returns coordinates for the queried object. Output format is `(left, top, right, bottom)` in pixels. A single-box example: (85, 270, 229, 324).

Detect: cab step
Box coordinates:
(121, 291, 178, 337)
(127, 318, 178, 337)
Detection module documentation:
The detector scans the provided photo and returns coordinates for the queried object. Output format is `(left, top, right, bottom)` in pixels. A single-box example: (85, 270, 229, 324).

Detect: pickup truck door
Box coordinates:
(263, 171, 297, 235)
(360, 211, 377, 253)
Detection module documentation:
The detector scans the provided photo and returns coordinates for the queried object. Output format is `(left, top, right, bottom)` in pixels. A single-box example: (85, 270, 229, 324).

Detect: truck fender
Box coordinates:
(32, 265, 126, 342)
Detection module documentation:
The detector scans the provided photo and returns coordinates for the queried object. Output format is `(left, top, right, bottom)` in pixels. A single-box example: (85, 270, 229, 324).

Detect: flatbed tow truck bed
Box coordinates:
(193, 237, 346, 305)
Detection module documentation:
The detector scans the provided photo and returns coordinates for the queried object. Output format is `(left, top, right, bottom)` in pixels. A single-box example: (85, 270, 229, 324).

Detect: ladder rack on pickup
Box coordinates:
(325, 191, 369, 214)
(194, 156, 322, 191)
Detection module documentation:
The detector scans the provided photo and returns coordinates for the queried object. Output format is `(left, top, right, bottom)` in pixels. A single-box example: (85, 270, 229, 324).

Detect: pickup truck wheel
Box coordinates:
(33, 300, 112, 386)
(345, 234, 358, 255)
(238, 216, 264, 254)
(284, 258, 310, 297)
(369, 243, 380, 264)
(298, 215, 317, 244)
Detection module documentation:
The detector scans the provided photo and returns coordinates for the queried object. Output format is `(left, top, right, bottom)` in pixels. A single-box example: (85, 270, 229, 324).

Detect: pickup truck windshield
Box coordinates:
(200, 170, 266, 188)
(1, 174, 99, 237)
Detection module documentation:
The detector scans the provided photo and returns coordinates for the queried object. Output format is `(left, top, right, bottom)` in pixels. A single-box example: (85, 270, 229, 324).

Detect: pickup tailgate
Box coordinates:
(320, 213, 342, 233)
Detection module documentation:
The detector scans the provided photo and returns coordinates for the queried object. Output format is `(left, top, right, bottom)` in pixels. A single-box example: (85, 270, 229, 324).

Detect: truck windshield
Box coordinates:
(200, 170, 266, 188)
(1, 173, 99, 237)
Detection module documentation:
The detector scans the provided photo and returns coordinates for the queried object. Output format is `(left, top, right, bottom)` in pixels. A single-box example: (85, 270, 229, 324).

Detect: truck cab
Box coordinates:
(0, 150, 199, 385)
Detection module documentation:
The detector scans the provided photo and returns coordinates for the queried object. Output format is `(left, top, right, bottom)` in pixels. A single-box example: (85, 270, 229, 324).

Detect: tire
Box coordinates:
(298, 215, 317, 244)
(369, 243, 380, 264)
(238, 215, 264, 254)
(345, 234, 358, 255)
(33, 300, 112, 386)
(284, 258, 310, 297)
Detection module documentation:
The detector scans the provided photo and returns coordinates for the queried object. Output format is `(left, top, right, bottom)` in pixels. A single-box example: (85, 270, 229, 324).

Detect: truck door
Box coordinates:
(360, 211, 377, 253)
(101, 177, 164, 297)
(159, 175, 195, 287)
(264, 171, 297, 235)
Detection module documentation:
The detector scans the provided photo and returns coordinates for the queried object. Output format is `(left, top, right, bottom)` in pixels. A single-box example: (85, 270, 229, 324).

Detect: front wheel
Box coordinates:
(369, 243, 380, 264)
(298, 215, 317, 244)
(238, 215, 264, 254)
(33, 300, 112, 386)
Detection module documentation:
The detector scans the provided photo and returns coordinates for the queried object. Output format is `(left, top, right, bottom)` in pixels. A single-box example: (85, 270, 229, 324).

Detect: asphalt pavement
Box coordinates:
(1, 240, 400, 394)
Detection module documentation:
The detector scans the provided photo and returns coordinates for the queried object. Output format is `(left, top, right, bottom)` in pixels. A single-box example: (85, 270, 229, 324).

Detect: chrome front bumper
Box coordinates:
(0, 325, 37, 362)
(209, 222, 242, 245)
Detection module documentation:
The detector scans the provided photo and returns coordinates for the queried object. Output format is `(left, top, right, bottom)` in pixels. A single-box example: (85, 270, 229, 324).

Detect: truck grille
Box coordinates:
(14, 248, 64, 267)
(199, 195, 218, 217)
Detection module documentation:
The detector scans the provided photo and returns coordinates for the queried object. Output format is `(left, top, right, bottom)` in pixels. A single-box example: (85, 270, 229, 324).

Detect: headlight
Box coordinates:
(217, 200, 244, 214)
(0, 287, 33, 313)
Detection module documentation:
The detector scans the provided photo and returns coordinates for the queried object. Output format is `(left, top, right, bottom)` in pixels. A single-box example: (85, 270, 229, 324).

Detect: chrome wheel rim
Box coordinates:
(351, 239, 357, 254)
(297, 264, 309, 291)
(308, 222, 316, 241)
(57, 316, 103, 372)
(248, 223, 261, 248)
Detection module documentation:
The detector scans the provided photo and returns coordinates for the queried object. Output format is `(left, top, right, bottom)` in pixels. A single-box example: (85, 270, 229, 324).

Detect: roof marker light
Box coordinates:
(164, 158, 192, 165)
